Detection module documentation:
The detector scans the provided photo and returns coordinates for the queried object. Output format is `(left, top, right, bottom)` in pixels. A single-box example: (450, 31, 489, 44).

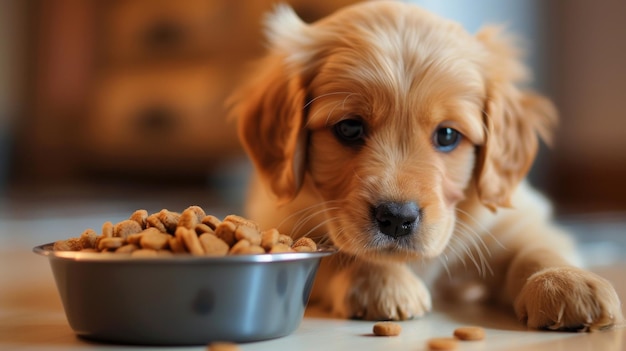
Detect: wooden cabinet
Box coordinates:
(15, 0, 361, 183)
(86, 62, 238, 175)
(84, 0, 268, 176)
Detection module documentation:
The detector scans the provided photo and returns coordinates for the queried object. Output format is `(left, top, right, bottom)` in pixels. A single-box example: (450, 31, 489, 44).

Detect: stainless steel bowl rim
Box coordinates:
(33, 243, 336, 263)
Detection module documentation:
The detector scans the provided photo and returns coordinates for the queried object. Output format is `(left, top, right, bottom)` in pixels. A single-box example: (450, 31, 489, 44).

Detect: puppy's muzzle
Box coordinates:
(373, 201, 420, 238)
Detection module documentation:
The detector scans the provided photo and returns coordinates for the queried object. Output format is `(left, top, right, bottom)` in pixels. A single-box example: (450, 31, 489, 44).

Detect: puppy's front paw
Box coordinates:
(331, 264, 431, 321)
(515, 267, 623, 331)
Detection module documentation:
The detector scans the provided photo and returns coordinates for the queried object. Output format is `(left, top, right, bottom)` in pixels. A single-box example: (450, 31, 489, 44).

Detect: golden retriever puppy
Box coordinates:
(231, 1, 623, 331)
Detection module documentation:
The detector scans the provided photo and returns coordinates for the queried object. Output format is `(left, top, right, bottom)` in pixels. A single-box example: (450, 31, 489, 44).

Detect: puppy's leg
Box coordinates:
(507, 244, 623, 331)
(310, 253, 432, 321)
(447, 183, 624, 331)
(473, 215, 624, 331)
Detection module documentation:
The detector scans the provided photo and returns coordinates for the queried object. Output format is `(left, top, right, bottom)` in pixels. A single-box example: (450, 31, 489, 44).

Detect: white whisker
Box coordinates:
(446, 236, 469, 269)
(438, 254, 452, 279)
(451, 230, 484, 276)
(291, 205, 340, 237)
(452, 219, 494, 277)
(300, 213, 341, 239)
(455, 207, 506, 251)
(275, 200, 340, 231)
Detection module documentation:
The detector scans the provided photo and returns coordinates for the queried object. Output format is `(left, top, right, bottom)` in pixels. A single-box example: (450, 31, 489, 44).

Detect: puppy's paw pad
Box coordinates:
(515, 267, 623, 331)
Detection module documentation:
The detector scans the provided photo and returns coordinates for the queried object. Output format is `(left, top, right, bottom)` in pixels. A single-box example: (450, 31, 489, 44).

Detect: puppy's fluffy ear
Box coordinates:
(475, 27, 557, 211)
(230, 6, 310, 203)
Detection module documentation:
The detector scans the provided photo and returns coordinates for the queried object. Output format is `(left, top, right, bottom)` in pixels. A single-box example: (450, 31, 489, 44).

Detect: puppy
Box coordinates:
(231, 1, 623, 331)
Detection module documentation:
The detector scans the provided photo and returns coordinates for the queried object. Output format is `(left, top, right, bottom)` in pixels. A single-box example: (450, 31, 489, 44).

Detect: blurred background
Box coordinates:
(0, 0, 625, 219)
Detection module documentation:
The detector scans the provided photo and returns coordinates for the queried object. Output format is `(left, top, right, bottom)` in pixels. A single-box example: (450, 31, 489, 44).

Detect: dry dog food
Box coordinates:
(372, 321, 402, 336)
(453, 326, 485, 341)
(424, 326, 486, 350)
(427, 337, 459, 350)
(52, 206, 317, 256)
(207, 342, 240, 351)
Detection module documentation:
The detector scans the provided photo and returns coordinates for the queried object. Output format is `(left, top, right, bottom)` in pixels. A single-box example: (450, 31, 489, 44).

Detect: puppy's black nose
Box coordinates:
(373, 201, 420, 238)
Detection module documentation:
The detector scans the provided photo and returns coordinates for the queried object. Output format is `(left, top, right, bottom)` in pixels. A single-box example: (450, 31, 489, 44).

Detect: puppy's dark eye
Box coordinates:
(334, 119, 365, 145)
(433, 127, 462, 152)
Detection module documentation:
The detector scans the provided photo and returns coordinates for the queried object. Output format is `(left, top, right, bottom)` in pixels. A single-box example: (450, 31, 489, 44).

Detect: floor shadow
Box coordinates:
(433, 299, 527, 331)
(305, 299, 526, 331)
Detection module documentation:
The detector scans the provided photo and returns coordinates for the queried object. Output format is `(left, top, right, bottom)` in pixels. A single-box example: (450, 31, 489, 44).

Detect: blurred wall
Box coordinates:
(544, 0, 626, 215)
(0, 0, 27, 193)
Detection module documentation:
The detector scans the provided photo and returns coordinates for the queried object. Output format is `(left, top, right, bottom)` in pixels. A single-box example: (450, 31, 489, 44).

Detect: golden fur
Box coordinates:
(231, 1, 623, 330)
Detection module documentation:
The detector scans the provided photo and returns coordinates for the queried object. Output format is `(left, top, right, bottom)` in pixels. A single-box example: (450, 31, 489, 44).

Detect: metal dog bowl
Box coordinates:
(34, 243, 335, 345)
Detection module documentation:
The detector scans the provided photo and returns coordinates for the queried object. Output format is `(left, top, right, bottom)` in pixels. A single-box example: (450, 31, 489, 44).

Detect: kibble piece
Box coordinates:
(168, 236, 187, 254)
(372, 321, 402, 336)
(98, 237, 125, 251)
(94, 237, 103, 251)
(79, 229, 98, 249)
(189, 205, 206, 217)
(156, 209, 180, 234)
(141, 226, 167, 237)
(235, 225, 262, 246)
(101, 221, 114, 238)
(223, 214, 260, 231)
(53, 238, 82, 251)
(195, 223, 214, 235)
(176, 226, 204, 255)
(146, 214, 167, 233)
(114, 219, 143, 239)
(207, 342, 240, 351)
(292, 237, 317, 252)
(179, 206, 206, 229)
(126, 232, 144, 245)
(157, 209, 180, 233)
(140, 230, 171, 250)
(230, 239, 265, 255)
(177, 209, 198, 230)
(277, 234, 293, 246)
(199, 233, 229, 256)
(229, 239, 250, 254)
(240, 245, 265, 255)
(269, 243, 294, 253)
(129, 209, 148, 229)
(215, 221, 237, 246)
(260, 228, 279, 250)
(427, 337, 458, 350)
(453, 326, 485, 341)
(232, 245, 265, 255)
(293, 246, 315, 252)
(201, 215, 222, 230)
(115, 243, 139, 254)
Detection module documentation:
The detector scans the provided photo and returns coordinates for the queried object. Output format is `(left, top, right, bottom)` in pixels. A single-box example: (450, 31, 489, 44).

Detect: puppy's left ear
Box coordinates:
(474, 27, 558, 211)
(230, 55, 308, 204)
(229, 5, 312, 204)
